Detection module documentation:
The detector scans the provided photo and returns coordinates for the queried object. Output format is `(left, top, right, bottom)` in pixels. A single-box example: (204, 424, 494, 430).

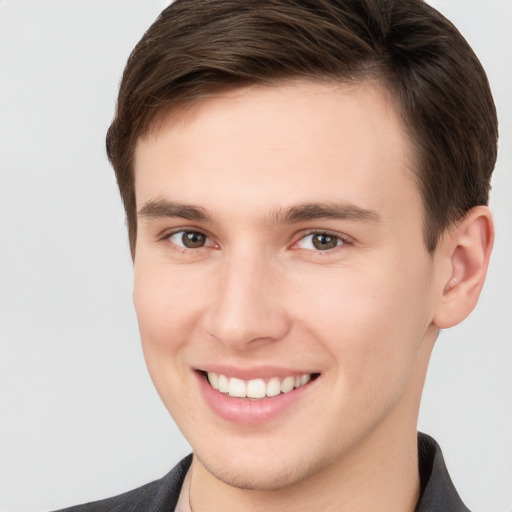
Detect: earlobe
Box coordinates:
(433, 206, 494, 329)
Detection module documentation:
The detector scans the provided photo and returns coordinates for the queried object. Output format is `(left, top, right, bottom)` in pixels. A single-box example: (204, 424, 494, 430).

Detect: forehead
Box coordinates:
(133, 80, 419, 224)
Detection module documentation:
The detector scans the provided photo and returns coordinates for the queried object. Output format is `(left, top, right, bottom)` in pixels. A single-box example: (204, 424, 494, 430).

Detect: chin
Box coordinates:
(198, 456, 306, 491)
(193, 444, 332, 492)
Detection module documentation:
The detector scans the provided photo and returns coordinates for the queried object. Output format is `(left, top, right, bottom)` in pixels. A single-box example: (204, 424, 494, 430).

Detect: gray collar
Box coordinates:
(416, 432, 470, 512)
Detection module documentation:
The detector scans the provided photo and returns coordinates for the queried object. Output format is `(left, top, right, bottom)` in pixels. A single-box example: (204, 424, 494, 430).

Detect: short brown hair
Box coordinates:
(106, 0, 498, 256)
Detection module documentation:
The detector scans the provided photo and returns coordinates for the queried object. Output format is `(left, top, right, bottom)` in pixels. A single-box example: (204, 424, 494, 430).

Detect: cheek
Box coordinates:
(133, 263, 206, 345)
(132, 265, 208, 421)
(132, 264, 208, 388)
(290, 260, 434, 391)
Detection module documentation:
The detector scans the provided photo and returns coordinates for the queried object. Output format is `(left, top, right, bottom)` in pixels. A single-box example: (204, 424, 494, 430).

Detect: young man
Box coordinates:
(59, 0, 497, 510)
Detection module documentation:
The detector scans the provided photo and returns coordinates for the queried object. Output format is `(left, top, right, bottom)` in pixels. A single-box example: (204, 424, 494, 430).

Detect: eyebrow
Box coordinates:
(272, 202, 382, 224)
(138, 199, 213, 222)
(138, 199, 381, 225)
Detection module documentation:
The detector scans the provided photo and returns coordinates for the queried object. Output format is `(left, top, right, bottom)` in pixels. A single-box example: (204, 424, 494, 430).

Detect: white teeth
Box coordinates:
(281, 376, 295, 393)
(300, 374, 311, 386)
(266, 377, 281, 397)
(208, 372, 219, 390)
(228, 377, 246, 397)
(218, 373, 229, 393)
(246, 378, 266, 399)
(206, 372, 314, 399)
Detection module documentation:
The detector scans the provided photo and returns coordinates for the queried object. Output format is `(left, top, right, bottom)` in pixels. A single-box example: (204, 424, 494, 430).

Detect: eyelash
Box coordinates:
(162, 228, 352, 253)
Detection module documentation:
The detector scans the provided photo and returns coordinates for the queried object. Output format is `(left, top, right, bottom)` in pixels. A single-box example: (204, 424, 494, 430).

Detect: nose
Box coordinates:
(201, 251, 291, 349)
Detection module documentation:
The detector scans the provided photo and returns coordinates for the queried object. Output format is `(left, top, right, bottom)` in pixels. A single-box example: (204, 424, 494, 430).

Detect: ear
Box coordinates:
(433, 206, 494, 329)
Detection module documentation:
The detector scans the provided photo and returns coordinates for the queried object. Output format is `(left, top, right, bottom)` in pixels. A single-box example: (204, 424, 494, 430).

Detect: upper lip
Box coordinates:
(196, 365, 319, 381)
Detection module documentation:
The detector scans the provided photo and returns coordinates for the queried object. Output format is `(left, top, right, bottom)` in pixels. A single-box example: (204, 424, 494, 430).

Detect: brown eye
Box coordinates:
(296, 232, 344, 251)
(312, 233, 339, 250)
(168, 230, 209, 249)
(182, 231, 206, 248)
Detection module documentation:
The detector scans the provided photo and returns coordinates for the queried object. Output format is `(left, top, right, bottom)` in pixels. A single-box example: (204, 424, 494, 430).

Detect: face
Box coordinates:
(133, 81, 444, 490)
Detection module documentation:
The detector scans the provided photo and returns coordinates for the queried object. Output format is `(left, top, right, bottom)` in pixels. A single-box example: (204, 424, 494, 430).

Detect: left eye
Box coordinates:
(168, 230, 211, 249)
(296, 232, 344, 251)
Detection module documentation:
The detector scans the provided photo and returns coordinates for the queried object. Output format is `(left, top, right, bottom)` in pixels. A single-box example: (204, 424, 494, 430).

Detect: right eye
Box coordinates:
(168, 230, 212, 249)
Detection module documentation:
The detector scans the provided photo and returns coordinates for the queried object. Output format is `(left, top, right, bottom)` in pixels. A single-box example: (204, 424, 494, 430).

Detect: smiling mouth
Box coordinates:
(203, 371, 319, 400)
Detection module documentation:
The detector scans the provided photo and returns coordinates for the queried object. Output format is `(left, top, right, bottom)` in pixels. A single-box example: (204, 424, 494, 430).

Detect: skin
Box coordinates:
(132, 81, 493, 512)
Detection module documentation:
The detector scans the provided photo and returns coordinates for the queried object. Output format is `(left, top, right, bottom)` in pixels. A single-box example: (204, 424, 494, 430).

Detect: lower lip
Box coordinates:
(196, 372, 316, 425)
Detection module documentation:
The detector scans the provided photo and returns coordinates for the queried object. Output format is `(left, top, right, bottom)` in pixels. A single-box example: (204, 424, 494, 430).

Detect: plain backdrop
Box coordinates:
(0, 1, 511, 511)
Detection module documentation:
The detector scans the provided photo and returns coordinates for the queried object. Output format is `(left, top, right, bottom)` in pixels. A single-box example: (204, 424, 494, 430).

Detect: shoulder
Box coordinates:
(54, 454, 192, 512)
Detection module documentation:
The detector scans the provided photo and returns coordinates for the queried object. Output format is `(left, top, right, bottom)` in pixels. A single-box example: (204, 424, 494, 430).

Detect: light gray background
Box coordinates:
(0, 1, 510, 511)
